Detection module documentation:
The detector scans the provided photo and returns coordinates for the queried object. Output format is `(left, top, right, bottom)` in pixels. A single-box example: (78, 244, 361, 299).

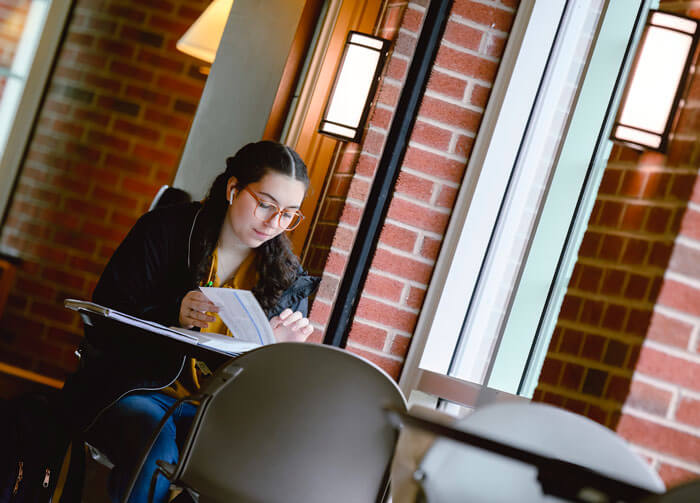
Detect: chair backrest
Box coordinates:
(148, 185, 191, 211)
(415, 401, 665, 502)
(173, 343, 406, 503)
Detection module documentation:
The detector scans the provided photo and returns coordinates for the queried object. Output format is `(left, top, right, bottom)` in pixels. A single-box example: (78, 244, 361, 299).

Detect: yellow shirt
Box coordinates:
(200, 249, 258, 336)
(162, 249, 258, 398)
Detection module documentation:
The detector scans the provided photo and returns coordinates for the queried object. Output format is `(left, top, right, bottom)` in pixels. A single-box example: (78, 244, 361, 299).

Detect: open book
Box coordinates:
(65, 289, 275, 357)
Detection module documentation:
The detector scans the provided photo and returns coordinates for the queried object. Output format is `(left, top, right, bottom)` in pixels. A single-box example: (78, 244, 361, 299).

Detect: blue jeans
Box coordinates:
(86, 391, 197, 503)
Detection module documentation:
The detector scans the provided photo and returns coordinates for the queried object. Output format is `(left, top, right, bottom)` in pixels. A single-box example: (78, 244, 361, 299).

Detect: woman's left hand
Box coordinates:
(270, 309, 313, 342)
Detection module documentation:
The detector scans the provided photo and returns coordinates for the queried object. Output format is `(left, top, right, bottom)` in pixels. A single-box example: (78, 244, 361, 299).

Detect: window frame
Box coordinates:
(0, 0, 73, 223)
(399, 0, 651, 409)
(491, 0, 651, 396)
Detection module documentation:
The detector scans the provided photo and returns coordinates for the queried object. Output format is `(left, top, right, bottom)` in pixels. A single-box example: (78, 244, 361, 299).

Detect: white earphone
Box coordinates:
(229, 188, 236, 205)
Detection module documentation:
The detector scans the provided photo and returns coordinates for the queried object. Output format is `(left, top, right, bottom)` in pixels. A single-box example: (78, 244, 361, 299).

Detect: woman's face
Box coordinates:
(226, 171, 306, 248)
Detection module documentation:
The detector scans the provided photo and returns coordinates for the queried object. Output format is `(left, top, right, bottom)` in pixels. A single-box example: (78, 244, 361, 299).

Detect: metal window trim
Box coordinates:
(410, 368, 526, 411)
(398, 0, 567, 397)
(490, 0, 652, 394)
(400, 0, 653, 405)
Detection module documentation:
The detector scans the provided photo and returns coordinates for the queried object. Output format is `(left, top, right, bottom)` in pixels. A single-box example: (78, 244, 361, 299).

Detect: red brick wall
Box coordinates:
(0, 0, 31, 96)
(532, 148, 686, 424)
(308, 0, 518, 378)
(533, 1, 700, 486)
(0, 0, 208, 381)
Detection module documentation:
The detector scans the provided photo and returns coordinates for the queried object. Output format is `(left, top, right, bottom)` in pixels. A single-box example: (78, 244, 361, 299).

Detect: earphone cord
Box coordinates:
(205, 248, 216, 287)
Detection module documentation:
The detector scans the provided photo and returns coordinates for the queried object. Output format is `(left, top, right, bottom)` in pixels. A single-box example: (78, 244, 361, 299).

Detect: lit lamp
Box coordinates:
(318, 31, 391, 143)
(176, 0, 234, 63)
(612, 11, 699, 152)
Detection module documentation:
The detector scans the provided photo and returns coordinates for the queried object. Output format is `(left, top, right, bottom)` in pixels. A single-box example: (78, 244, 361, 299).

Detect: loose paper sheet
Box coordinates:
(200, 288, 275, 345)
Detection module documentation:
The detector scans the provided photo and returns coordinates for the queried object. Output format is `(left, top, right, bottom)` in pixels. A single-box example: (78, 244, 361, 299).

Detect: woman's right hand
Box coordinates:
(179, 290, 220, 329)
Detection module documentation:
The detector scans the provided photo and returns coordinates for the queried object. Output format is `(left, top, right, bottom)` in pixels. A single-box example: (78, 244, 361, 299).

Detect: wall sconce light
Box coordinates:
(611, 11, 699, 152)
(318, 31, 390, 143)
(176, 0, 234, 63)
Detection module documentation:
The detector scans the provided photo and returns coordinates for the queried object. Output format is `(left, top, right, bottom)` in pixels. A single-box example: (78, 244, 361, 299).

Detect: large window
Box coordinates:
(399, 0, 651, 412)
(0, 0, 71, 220)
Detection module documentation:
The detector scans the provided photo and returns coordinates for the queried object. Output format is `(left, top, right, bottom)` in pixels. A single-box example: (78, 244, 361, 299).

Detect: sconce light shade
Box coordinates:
(176, 0, 234, 63)
(318, 31, 390, 143)
(611, 11, 699, 152)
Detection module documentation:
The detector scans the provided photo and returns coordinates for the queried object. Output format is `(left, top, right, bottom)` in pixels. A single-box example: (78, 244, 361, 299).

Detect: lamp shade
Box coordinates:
(612, 11, 699, 151)
(176, 0, 234, 63)
(318, 31, 390, 143)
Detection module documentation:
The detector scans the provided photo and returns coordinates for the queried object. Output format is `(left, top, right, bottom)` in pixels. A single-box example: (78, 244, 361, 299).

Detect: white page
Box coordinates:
(172, 327, 261, 355)
(108, 312, 199, 343)
(199, 288, 275, 345)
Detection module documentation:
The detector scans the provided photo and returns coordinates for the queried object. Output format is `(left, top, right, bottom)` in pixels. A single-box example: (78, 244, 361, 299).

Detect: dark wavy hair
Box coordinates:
(192, 141, 309, 315)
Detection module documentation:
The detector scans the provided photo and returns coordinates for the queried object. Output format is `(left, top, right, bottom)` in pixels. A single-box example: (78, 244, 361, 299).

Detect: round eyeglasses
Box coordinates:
(240, 187, 304, 230)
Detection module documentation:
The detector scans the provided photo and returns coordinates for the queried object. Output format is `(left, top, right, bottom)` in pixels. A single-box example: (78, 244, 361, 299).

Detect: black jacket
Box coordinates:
(61, 202, 319, 431)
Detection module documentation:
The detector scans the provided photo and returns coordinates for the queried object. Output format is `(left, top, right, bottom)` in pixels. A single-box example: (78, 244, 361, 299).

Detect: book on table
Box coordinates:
(65, 288, 274, 357)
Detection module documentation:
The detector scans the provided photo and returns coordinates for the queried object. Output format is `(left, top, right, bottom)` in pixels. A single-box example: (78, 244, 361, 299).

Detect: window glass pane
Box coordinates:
(0, 0, 50, 157)
(0, 0, 33, 69)
(450, 0, 606, 384)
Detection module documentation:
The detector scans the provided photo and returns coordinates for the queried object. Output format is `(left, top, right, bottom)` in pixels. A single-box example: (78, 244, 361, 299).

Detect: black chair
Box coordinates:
(124, 343, 407, 503)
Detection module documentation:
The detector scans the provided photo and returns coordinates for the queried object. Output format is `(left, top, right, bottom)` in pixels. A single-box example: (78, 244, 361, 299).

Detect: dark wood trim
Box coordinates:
(285, 0, 385, 254)
(262, 0, 326, 141)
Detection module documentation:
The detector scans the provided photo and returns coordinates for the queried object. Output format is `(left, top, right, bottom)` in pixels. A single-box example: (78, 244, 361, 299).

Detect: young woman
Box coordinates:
(61, 141, 319, 503)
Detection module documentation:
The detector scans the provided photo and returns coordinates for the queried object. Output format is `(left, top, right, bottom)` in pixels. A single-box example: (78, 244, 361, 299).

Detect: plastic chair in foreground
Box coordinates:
(126, 343, 406, 503)
(397, 401, 665, 502)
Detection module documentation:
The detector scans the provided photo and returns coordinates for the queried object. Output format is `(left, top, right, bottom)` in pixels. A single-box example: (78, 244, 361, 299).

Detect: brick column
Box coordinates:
(616, 172, 700, 485)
